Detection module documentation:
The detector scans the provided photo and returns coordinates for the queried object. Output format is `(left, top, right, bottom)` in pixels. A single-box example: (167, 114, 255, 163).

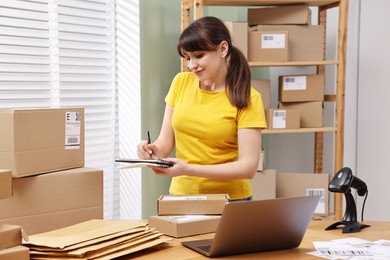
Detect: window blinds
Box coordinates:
(0, 0, 124, 219)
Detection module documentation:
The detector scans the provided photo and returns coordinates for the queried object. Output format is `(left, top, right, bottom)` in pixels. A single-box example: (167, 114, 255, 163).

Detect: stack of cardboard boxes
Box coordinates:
(247, 5, 324, 62)
(227, 5, 325, 130)
(148, 194, 229, 238)
(0, 224, 29, 259)
(0, 108, 103, 237)
(252, 166, 329, 217)
(278, 74, 324, 128)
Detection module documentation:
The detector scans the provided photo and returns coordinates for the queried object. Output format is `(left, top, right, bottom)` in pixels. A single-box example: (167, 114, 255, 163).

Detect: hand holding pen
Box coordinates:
(147, 130, 153, 159)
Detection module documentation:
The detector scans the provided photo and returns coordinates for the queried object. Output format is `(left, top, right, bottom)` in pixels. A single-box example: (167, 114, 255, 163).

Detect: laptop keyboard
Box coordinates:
(197, 245, 211, 252)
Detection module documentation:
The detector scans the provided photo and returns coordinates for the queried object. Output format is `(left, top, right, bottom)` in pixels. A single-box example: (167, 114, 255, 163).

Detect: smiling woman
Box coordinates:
(136, 16, 267, 201)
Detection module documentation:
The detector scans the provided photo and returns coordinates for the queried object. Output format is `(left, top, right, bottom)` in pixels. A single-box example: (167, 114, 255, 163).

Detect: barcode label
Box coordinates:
(285, 77, 295, 83)
(261, 34, 286, 49)
(317, 248, 371, 256)
(272, 110, 286, 129)
(306, 188, 326, 214)
(67, 137, 80, 144)
(263, 35, 274, 41)
(273, 110, 286, 118)
(283, 76, 307, 91)
(307, 188, 325, 197)
(65, 111, 81, 150)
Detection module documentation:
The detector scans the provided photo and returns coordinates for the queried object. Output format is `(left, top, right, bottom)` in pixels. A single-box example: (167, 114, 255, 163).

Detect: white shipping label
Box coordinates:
(65, 111, 81, 150)
(261, 34, 286, 49)
(162, 195, 207, 201)
(170, 215, 211, 223)
(272, 110, 286, 129)
(283, 76, 307, 90)
(306, 188, 326, 214)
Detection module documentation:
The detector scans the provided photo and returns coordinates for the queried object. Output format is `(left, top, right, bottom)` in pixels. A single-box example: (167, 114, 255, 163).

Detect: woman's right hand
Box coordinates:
(137, 140, 159, 159)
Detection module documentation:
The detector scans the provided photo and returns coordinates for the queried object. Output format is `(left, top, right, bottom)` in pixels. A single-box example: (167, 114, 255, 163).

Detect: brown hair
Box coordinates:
(177, 16, 251, 110)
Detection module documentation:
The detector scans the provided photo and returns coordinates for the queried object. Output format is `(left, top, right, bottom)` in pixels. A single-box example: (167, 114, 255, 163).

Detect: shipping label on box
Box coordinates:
(265, 108, 300, 130)
(157, 194, 229, 216)
(262, 33, 286, 49)
(0, 170, 12, 200)
(65, 111, 82, 150)
(279, 74, 325, 102)
(148, 215, 221, 238)
(248, 31, 289, 62)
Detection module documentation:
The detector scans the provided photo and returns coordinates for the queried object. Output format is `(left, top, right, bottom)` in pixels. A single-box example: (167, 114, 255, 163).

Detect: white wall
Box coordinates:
(355, 0, 390, 220)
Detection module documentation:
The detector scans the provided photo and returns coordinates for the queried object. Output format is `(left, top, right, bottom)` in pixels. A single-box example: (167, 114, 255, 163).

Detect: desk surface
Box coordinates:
(123, 221, 390, 259)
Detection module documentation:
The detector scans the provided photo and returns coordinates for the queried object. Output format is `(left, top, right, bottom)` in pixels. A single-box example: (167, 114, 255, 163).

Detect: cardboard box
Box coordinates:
(0, 170, 12, 200)
(148, 215, 221, 238)
(248, 6, 311, 26)
(225, 21, 248, 59)
(0, 245, 29, 260)
(255, 25, 324, 61)
(257, 148, 265, 171)
(0, 207, 103, 235)
(279, 74, 325, 102)
(0, 108, 85, 177)
(265, 108, 300, 129)
(279, 101, 323, 128)
(157, 194, 229, 216)
(276, 173, 330, 216)
(251, 80, 271, 110)
(0, 224, 22, 250)
(248, 30, 289, 62)
(251, 169, 276, 200)
(0, 167, 103, 235)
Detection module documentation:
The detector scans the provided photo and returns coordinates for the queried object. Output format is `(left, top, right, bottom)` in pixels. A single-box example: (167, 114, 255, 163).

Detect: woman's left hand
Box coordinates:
(148, 158, 189, 177)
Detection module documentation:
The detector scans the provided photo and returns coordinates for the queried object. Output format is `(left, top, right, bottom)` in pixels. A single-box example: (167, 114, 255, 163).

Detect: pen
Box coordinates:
(147, 130, 153, 159)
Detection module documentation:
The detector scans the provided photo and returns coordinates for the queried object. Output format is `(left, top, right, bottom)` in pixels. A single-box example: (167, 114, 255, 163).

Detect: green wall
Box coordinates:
(140, 1, 269, 218)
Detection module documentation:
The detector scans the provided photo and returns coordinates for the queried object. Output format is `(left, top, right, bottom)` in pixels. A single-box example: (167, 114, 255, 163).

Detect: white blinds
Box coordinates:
(0, 0, 125, 219)
(0, 0, 51, 107)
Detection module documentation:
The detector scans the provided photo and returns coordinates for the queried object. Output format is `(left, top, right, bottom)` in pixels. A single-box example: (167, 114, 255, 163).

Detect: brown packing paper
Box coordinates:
(24, 219, 172, 259)
(30, 231, 162, 258)
(27, 227, 149, 252)
(29, 236, 172, 260)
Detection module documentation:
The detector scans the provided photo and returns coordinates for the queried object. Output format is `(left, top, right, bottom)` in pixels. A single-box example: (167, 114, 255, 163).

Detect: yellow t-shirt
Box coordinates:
(165, 72, 267, 200)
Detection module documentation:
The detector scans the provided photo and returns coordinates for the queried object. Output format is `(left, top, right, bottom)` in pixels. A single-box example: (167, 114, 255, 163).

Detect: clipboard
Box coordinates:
(115, 158, 174, 169)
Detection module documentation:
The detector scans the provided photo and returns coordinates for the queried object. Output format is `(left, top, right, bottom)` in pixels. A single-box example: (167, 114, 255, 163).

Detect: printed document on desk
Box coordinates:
(115, 158, 174, 169)
(308, 237, 390, 259)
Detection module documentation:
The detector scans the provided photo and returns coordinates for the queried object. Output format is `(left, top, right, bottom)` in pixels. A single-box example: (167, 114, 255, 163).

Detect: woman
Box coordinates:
(137, 16, 267, 201)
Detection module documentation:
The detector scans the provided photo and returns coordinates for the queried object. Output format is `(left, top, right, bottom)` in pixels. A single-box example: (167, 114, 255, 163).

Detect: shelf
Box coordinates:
(182, 0, 340, 8)
(249, 60, 337, 67)
(262, 127, 336, 134)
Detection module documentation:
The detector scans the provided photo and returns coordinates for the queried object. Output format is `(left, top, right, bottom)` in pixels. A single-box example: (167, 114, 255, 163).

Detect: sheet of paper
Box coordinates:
(309, 238, 390, 259)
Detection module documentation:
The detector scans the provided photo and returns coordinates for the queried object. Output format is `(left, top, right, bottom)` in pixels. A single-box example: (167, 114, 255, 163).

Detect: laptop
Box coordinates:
(181, 195, 320, 258)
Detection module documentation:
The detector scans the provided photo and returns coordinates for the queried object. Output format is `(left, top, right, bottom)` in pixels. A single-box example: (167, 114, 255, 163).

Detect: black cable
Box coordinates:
(361, 191, 368, 221)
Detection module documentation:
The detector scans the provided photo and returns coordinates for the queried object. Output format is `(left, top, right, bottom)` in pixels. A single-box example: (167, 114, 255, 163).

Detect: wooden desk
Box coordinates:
(123, 221, 390, 259)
